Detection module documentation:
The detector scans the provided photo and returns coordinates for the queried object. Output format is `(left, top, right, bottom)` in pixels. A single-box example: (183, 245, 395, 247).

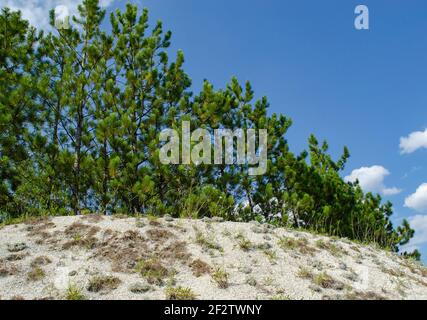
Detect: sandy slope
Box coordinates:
(0, 215, 426, 300)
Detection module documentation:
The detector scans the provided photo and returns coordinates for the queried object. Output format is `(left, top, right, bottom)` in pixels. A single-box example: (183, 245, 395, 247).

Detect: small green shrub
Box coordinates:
(66, 284, 85, 300)
(238, 237, 253, 251)
(211, 267, 229, 289)
(165, 286, 197, 300)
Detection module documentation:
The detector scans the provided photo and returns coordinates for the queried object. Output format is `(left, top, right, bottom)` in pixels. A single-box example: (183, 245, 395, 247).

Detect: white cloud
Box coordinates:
(405, 215, 427, 246)
(404, 183, 427, 212)
(382, 187, 402, 196)
(399, 128, 427, 154)
(0, 0, 114, 30)
(344, 165, 402, 196)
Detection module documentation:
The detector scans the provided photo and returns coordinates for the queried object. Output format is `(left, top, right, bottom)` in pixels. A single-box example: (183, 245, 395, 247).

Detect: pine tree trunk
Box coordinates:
(73, 108, 82, 215)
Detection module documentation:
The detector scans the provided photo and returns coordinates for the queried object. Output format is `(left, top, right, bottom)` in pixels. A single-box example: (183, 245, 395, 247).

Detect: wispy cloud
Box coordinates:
(0, 0, 114, 30)
(344, 165, 402, 196)
(400, 128, 427, 154)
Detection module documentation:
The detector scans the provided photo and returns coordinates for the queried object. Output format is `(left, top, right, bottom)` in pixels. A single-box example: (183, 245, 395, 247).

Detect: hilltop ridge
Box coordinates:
(0, 215, 426, 300)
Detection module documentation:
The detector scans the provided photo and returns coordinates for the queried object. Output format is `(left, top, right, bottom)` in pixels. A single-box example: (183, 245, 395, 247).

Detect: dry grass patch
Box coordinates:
(24, 216, 52, 227)
(263, 249, 277, 263)
(278, 237, 316, 255)
(63, 224, 100, 250)
(401, 259, 427, 278)
(315, 239, 346, 257)
(381, 267, 405, 278)
(146, 228, 173, 242)
(237, 236, 253, 251)
(6, 253, 27, 261)
(313, 272, 344, 290)
(297, 266, 314, 279)
(0, 260, 19, 277)
(25, 218, 56, 242)
(64, 222, 95, 236)
(30, 256, 52, 267)
(27, 266, 45, 281)
(165, 286, 197, 300)
(350, 245, 361, 253)
(136, 258, 170, 285)
(195, 230, 222, 252)
(87, 275, 121, 293)
(93, 229, 148, 272)
(189, 259, 212, 277)
(159, 241, 191, 262)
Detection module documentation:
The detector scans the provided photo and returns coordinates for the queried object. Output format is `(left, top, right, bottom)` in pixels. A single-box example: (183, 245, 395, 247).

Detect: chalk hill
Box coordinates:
(1, 215, 426, 300)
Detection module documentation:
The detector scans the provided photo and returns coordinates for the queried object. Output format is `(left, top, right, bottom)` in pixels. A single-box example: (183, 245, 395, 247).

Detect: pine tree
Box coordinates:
(0, 9, 41, 215)
(0, 1, 418, 257)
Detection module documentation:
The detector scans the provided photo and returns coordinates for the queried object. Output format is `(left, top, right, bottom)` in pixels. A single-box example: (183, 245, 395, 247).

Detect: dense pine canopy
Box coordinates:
(0, 0, 419, 259)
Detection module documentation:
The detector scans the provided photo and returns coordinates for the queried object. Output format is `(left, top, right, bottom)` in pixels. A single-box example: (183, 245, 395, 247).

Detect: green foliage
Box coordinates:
(66, 284, 86, 300)
(165, 286, 197, 300)
(0, 1, 418, 258)
(211, 267, 229, 289)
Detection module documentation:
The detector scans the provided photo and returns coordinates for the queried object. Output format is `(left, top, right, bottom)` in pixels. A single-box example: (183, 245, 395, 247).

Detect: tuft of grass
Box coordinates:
(195, 230, 223, 252)
(189, 259, 212, 277)
(0, 259, 19, 277)
(297, 266, 313, 279)
(315, 239, 346, 257)
(381, 267, 405, 278)
(238, 237, 253, 251)
(6, 253, 27, 261)
(66, 284, 85, 300)
(263, 276, 274, 286)
(211, 267, 229, 289)
(63, 223, 99, 250)
(278, 237, 315, 255)
(136, 258, 170, 285)
(73, 233, 82, 242)
(165, 286, 197, 300)
(146, 228, 172, 242)
(147, 214, 160, 224)
(31, 256, 52, 268)
(263, 249, 277, 262)
(27, 266, 45, 281)
(87, 275, 121, 292)
(313, 272, 344, 290)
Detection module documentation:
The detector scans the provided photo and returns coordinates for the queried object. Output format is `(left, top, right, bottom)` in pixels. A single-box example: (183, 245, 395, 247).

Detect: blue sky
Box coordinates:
(4, 0, 427, 262)
(126, 0, 427, 262)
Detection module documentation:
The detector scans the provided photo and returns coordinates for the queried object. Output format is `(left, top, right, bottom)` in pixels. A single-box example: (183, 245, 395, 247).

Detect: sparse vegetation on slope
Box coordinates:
(0, 216, 426, 300)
